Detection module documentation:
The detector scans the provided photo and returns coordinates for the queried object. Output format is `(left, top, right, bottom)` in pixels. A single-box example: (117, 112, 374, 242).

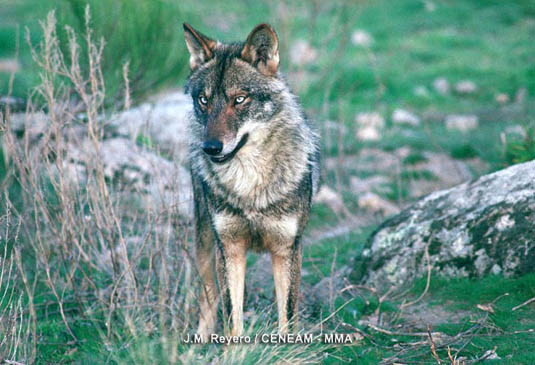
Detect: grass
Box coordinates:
(0, 0, 190, 103)
(1, 0, 535, 364)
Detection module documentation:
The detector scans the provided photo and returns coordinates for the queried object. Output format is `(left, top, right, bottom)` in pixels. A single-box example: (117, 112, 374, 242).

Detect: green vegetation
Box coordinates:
(504, 123, 535, 165)
(0, 0, 189, 102)
(1, 0, 534, 364)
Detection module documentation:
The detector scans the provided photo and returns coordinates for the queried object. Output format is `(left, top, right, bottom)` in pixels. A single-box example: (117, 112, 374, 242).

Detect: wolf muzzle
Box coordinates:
(202, 139, 223, 156)
(205, 133, 249, 164)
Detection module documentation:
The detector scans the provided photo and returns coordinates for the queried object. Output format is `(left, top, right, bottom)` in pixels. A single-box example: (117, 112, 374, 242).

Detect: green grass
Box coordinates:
(403, 151, 428, 165)
(0, 0, 190, 103)
(414, 274, 535, 363)
(303, 228, 374, 287)
(3, 0, 535, 363)
(504, 123, 535, 165)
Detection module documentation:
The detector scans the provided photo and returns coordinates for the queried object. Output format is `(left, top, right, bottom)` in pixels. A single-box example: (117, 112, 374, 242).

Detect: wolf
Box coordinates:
(183, 22, 320, 337)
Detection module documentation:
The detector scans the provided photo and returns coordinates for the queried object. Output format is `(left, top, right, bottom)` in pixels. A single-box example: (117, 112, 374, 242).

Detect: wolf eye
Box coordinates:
(234, 95, 246, 104)
(199, 96, 208, 105)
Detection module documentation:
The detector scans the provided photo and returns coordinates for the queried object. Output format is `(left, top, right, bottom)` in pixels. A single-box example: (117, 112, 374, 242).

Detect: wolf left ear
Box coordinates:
(241, 23, 279, 76)
(183, 23, 216, 71)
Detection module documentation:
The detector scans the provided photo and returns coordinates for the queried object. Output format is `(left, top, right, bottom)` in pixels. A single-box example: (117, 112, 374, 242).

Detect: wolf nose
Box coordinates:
(202, 139, 223, 155)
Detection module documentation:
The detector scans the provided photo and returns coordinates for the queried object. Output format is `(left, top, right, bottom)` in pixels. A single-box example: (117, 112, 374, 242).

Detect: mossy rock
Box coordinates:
(352, 160, 535, 291)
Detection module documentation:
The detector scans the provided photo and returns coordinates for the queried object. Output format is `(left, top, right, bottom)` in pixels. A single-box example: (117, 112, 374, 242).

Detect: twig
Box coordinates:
(427, 324, 442, 365)
(328, 248, 337, 313)
(512, 296, 535, 311)
(447, 346, 457, 365)
(401, 244, 431, 309)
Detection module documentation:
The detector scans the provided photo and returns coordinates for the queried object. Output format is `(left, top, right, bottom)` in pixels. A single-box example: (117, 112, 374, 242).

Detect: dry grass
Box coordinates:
(0, 8, 334, 364)
(1, 8, 199, 363)
(0, 211, 28, 364)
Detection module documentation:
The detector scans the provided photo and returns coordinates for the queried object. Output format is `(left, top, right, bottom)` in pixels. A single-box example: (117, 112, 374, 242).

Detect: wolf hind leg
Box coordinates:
(272, 236, 302, 333)
(216, 241, 246, 336)
(196, 239, 218, 339)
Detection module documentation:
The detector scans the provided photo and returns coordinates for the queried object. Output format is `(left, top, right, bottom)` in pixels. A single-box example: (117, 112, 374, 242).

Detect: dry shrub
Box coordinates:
(0, 7, 336, 364)
(2, 8, 196, 363)
(0, 209, 28, 364)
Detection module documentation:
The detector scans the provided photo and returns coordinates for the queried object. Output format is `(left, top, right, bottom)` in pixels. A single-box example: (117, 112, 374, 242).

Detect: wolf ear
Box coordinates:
(183, 23, 216, 71)
(241, 23, 279, 76)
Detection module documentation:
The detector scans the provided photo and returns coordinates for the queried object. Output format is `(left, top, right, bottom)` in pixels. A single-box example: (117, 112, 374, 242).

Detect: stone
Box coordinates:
(358, 192, 399, 216)
(454, 80, 477, 94)
(9, 112, 49, 140)
(109, 90, 192, 162)
(433, 77, 450, 95)
(289, 40, 318, 66)
(66, 137, 193, 218)
(413, 86, 429, 97)
(355, 112, 384, 141)
(0, 58, 19, 73)
(0, 96, 25, 112)
(504, 125, 527, 139)
(445, 114, 478, 133)
(350, 175, 391, 195)
(515, 87, 527, 104)
(391, 108, 420, 126)
(495, 93, 509, 104)
(424, 1, 436, 12)
(351, 161, 535, 291)
(324, 120, 348, 135)
(313, 185, 345, 214)
(351, 30, 373, 46)
(356, 126, 380, 141)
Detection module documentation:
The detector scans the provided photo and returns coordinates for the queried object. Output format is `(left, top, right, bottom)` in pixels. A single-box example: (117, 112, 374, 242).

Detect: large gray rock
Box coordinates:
(65, 138, 193, 219)
(351, 161, 535, 291)
(109, 90, 192, 162)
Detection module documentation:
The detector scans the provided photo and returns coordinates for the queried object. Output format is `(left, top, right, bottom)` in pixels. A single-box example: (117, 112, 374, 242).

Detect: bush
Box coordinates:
(1, 0, 190, 104)
(504, 124, 535, 166)
(56, 0, 189, 104)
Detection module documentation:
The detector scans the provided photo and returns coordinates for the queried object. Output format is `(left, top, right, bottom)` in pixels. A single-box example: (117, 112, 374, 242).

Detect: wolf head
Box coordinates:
(183, 23, 290, 164)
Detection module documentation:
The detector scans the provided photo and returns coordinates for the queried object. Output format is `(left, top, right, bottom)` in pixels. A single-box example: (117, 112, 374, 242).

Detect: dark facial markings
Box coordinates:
(187, 44, 282, 137)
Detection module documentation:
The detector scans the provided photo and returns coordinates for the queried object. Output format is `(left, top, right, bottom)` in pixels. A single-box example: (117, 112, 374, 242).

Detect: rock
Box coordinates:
(391, 108, 420, 126)
(356, 126, 380, 141)
(313, 185, 345, 214)
(433, 77, 450, 95)
(289, 40, 318, 66)
(394, 146, 412, 159)
(309, 265, 352, 306)
(324, 148, 401, 173)
(355, 112, 384, 141)
(356, 112, 384, 128)
(0, 58, 19, 73)
(413, 85, 429, 97)
(66, 138, 193, 218)
(324, 120, 347, 135)
(109, 90, 192, 162)
(445, 114, 478, 133)
(358, 192, 399, 216)
(351, 30, 373, 46)
(351, 161, 535, 291)
(9, 112, 49, 140)
(495, 93, 509, 104)
(424, 0, 436, 12)
(454, 80, 477, 94)
(350, 175, 391, 195)
(0, 96, 25, 112)
(409, 151, 473, 186)
(504, 125, 527, 139)
(515, 87, 527, 104)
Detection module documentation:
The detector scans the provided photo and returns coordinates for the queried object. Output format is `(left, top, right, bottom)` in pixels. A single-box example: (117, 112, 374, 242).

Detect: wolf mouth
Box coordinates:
(210, 133, 249, 164)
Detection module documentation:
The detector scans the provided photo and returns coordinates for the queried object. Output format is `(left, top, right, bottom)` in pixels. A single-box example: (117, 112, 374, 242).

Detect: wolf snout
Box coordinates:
(202, 139, 223, 156)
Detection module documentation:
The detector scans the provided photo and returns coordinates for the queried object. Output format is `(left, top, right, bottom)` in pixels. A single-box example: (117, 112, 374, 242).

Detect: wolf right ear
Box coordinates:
(183, 23, 216, 71)
(241, 23, 279, 76)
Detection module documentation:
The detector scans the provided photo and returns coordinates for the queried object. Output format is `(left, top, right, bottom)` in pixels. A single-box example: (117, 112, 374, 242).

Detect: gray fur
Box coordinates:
(184, 22, 320, 337)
